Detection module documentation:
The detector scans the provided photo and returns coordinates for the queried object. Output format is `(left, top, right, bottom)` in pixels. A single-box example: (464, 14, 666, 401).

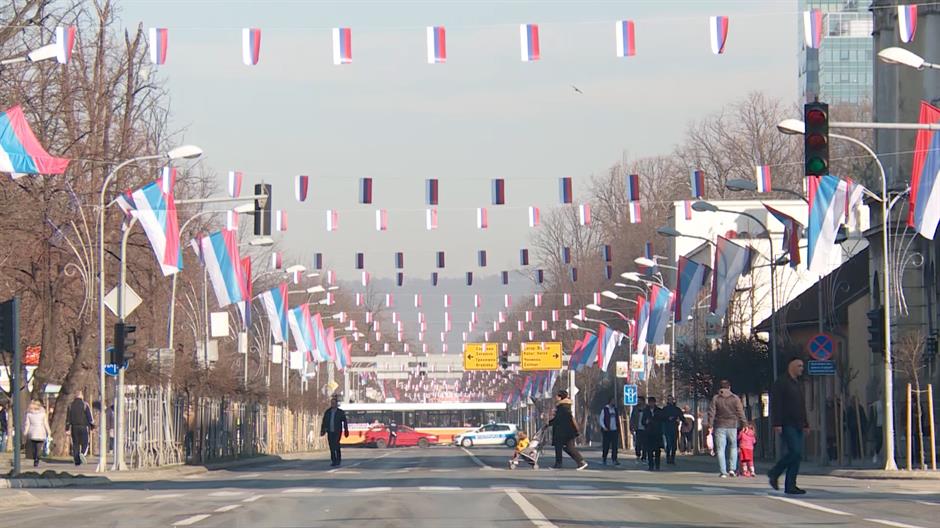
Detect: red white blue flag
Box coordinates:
(295, 174, 309, 202)
(675, 256, 710, 322)
(908, 101, 940, 240)
(807, 175, 847, 272)
(260, 283, 289, 344)
(755, 165, 772, 193)
(0, 106, 70, 176)
(899, 5, 917, 43)
(690, 169, 706, 198)
(708, 16, 729, 55)
(629, 201, 642, 224)
(520, 24, 540, 61)
(710, 236, 751, 316)
(242, 28, 261, 66)
(579, 204, 591, 226)
(528, 206, 540, 227)
(427, 26, 446, 63)
(764, 204, 803, 268)
(115, 167, 182, 275)
(149, 28, 168, 65)
(803, 9, 824, 49)
(615, 20, 636, 57)
(626, 173, 640, 201)
(199, 229, 247, 307)
(227, 170, 242, 198)
(56, 26, 76, 65)
(333, 27, 352, 65)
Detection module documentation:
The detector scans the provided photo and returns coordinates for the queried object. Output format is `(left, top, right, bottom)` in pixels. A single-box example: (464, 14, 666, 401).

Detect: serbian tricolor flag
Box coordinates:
(333, 27, 352, 65)
(443, 294, 452, 308)
(426, 178, 439, 205)
(226, 210, 239, 231)
(115, 167, 182, 275)
(473, 294, 482, 308)
(492, 178, 506, 205)
(562, 246, 571, 264)
(646, 284, 674, 345)
(260, 283, 289, 344)
(295, 175, 309, 202)
(326, 210, 339, 231)
(675, 256, 710, 323)
(149, 28, 168, 65)
(633, 295, 650, 355)
(803, 9, 824, 49)
(426, 26, 446, 63)
(478, 249, 487, 267)
(528, 206, 540, 227)
(56, 26, 76, 65)
(395, 252, 404, 269)
(765, 204, 804, 268)
(628, 201, 642, 224)
(579, 204, 591, 226)
(436, 251, 445, 268)
(908, 101, 940, 240)
(690, 169, 706, 198)
(602, 244, 612, 262)
(242, 28, 261, 65)
(520, 248, 529, 265)
(899, 5, 917, 43)
(626, 173, 640, 201)
(227, 170, 242, 198)
(275, 210, 287, 232)
(0, 106, 70, 176)
(807, 175, 847, 272)
(355, 252, 365, 270)
(385, 294, 393, 308)
(270, 252, 282, 270)
(288, 305, 313, 356)
(313, 253, 323, 270)
(710, 235, 752, 316)
(359, 177, 373, 203)
(426, 207, 438, 230)
(375, 209, 389, 231)
(683, 200, 693, 220)
(199, 229, 247, 307)
(708, 16, 729, 55)
(615, 20, 636, 57)
(755, 165, 772, 193)
(414, 294, 422, 308)
(476, 207, 488, 229)
(520, 23, 540, 61)
(396, 272, 404, 286)
(466, 272, 473, 286)
(504, 294, 512, 308)
(361, 271, 370, 286)
(559, 177, 573, 203)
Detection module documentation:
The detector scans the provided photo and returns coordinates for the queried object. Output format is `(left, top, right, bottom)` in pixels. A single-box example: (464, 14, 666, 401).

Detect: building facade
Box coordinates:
(799, 0, 874, 104)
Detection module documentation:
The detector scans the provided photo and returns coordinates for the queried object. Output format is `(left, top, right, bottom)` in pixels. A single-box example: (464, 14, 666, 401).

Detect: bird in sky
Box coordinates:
(571, 85, 583, 95)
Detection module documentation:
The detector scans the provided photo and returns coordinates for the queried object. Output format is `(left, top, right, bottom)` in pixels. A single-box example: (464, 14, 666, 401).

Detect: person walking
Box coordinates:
(320, 396, 349, 466)
(388, 420, 399, 448)
(642, 397, 664, 471)
(23, 400, 51, 468)
(598, 395, 620, 466)
(65, 391, 95, 466)
(629, 398, 647, 462)
(550, 390, 587, 470)
(706, 379, 746, 477)
(738, 421, 757, 477)
(661, 396, 682, 464)
(680, 406, 695, 454)
(0, 403, 8, 453)
(768, 356, 809, 495)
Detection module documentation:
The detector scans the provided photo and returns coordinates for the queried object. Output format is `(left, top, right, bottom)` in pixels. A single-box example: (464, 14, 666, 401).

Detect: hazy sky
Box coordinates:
(117, 0, 798, 284)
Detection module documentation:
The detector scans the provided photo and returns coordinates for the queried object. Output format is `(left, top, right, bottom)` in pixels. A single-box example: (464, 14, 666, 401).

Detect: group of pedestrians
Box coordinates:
(20, 391, 96, 468)
(626, 395, 688, 470)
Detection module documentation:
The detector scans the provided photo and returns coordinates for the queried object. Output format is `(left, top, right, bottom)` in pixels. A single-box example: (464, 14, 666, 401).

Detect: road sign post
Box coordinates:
(463, 343, 499, 371)
(623, 384, 638, 406)
(520, 342, 562, 371)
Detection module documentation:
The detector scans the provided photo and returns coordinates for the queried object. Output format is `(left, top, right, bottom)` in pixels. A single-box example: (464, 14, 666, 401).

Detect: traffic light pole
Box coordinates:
(113, 216, 138, 471)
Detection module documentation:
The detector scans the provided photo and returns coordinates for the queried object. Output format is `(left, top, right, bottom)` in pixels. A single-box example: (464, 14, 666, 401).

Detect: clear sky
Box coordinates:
(117, 0, 798, 284)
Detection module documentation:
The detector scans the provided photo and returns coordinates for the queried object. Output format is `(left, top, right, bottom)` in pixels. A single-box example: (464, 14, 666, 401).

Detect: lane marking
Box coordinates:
(864, 519, 928, 528)
(328, 450, 393, 473)
(505, 489, 558, 528)
(147, 493, 185, 500)
(559, 485, 596, 490)
(694, 486, 736, 494)
(765, 495, 852, 516)
(182, 474, 205, 480)
(568, 494, 661, 501)
(234, 472, 260, 479)
(390, 469, 411, 474)
(214, 504, 241, 513)
(70, 495, 105, 502)
(353, 487, 393, 493)
(461, 447, 489, 468)
(242, 495, 265, 503)
(418, 486, 462, 491)
(208, 491, 245, 497)
(914, 500, 940, 507)
(630, 486, 669, 493)
(282, 488, 323, 494)
(173, 514, 211, 526)
(430, 469, 453, 473)
(892, 490, 935, 495)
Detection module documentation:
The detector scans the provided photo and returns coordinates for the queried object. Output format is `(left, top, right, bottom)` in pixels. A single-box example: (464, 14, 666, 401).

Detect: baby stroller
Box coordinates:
(509, 426, 549, 469)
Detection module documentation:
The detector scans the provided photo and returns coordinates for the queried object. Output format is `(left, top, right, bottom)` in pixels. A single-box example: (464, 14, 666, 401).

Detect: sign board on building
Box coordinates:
(463, 342, 499, 371)
(615, 361, 629, 379)
(807, 360, 836, 376)
(623, 384, 638, 406)
(520, 342, 563, 371)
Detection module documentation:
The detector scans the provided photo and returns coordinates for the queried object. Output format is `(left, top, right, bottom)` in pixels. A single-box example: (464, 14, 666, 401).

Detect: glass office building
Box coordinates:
(798, 0, 873, 104)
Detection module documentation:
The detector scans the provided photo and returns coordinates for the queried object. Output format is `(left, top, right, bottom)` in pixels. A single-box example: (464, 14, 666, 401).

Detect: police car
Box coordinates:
(454, 423, 518, 448)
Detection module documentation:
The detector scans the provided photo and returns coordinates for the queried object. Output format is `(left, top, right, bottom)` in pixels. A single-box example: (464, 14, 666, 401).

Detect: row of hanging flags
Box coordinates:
(46, 6, 913, 69)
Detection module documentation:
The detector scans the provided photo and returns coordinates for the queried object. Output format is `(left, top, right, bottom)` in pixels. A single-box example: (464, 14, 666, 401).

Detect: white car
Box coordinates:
(454, 423, 518, 448)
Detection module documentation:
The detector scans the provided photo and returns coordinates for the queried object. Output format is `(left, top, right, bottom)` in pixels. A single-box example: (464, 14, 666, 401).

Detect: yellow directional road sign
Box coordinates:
(463, 342, 499, 371)
(520, 342, 563, 371)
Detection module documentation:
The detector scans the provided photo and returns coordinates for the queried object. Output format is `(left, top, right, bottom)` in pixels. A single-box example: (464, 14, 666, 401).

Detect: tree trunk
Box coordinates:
(49, 328, 95, 457)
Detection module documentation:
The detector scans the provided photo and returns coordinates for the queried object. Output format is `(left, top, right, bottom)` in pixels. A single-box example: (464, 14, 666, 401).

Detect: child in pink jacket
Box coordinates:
(738, 421, 757, 477)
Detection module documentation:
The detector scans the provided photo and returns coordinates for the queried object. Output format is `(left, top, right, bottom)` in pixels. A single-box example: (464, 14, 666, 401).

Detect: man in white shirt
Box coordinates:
(320, 397, 349, 466)
(599, 395, 621, 465)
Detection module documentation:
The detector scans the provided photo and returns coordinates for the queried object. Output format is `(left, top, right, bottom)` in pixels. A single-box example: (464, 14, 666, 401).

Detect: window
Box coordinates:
(840, 50, 851, 60)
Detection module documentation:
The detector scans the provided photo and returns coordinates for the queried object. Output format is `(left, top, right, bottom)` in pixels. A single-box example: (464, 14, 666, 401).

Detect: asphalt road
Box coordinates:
(3, 446, 938, 527)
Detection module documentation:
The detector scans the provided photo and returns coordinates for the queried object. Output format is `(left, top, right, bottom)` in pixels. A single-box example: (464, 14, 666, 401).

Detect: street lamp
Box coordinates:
(0, 43, 59, 66)
(877, 47, 938, 70)
(249, 236, 275, 247)
(725, 178, 808, 203)
(96, 145, 202, 472)
(635, 256, 678, 271)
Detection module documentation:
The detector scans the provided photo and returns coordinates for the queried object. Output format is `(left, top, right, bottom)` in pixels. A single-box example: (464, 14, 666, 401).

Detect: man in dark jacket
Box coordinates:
(629, 398, 647, 461)
(320, 396, 349, 466)
(768, 357, 809, 494)
(642, 397, 664, 470)
(550, 390, 587, 470)
(598, 395, 620, 465)
(661, 396, 683, 464)
(65, 391, 95, 466)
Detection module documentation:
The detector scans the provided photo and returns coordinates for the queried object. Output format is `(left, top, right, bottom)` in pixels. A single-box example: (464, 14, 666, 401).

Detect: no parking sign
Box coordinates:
(807, 333, 834, 361)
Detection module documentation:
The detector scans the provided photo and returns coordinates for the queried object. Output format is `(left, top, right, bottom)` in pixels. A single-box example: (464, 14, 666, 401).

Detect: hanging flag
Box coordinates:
(478, 250, 487, 267)
(227, 170, 243, 198)
(275, 210, 287, 232)
(765, 204, 804, 268)
(628, 201, 642, 224)
(803, 9, 825, 49)
(579, 204, 591, 225)
(899, 4, 918, 44)
(431, 272, 439, 286)
(149, 28, 168, 65)
(755, 165, 772, 193)
(375, 209, 388, 231)
(436, 251, 445, 268)
(476, 207, 488, 229)
(646, 284, 674, 345)
(690, 169, 706, 198)
(0, 105, 70, 175)
(115, 168, 182, 275)
(602, 244, 612, 262)
(198, 229, 246, 307)
(326, 209, 339, 231)
(683, 200, 693, 220)
(288, 304, 314, 356)
(633, 295, 650, 356)
(333, 27, 352, 65)
(520, 23, 540, 61)
(295, 175, 309, 202)
(260, 283, 289, 344)
(360, 177, 373, 204)
(466, 272, 473, 286)
(559, 177, 573, 203)
(562, 246, 571, 264)
(844, 177, 867, 225)
(426, 207, 438, 230)
(361, 270, 370, 286)
(55, 26, 76, 65)
(385, 294, 393, 308)
(236, 258, 252, 328)
(908, 101, 940, 240)
(605, 265, 613, 280)
(551, 309, 559, 322)
(536, 269, 544, 284)
(492, 178, 506, 205)
(426, 25, 447, 63)
(504, 294, 512, 308)
(397, 272, 404, 286)
(710, 235, 752, 316)
(473, 294, 481, 308)
(626, 173, 640, 201)
(807, 174, 848, 271)
(644, 242, 653, 260)
(313, 252, 323, 270)
(226, 210, 239, 231)
(570, 267, 578, 282)
(562, 293, 571, 307)
(708, 15, 729, 55)
(355, 252, 365, 270)
(597, 325, 624, 372)
(443, 294, 452, 308)
(395, 252, 404, 269)
(291, 269, 302, 284)
(528, 206, 540, 227)
(675, 256, 710, 323)
(355, 293, 363, 306)
(414, 294, 422, 308)
(615, 20, 636, 57)
(520, 248, 529, 266)
(326, 270, 335, 285)
(242, 28, 261, 65)
(270, 252, 282, 270)
(426, 179, 439, 205)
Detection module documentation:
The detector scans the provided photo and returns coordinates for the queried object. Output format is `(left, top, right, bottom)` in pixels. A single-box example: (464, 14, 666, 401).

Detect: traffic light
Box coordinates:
(253, 183, 272, 236)
(0, 298, 17, 353)
(866, 308, 884, 354)
(804, 102, 829, 177)
(113, 321, 137, 366)
(926, 333, 938, 361)
(499, 350, 509, 370)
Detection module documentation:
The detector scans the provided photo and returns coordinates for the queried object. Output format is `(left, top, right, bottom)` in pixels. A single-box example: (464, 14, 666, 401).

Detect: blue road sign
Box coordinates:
(807, 333, 834, 361)
(807, 360, 836, 375)
(623, 384, 638, 406)
(105, 363, 119, 377)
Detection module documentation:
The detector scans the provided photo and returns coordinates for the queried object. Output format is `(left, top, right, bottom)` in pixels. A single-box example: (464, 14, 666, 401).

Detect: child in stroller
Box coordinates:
(509, 428, 547, 469)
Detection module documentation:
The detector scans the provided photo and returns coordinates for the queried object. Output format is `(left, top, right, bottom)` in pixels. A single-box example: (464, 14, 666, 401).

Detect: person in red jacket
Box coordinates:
(737, 421, 757, 477)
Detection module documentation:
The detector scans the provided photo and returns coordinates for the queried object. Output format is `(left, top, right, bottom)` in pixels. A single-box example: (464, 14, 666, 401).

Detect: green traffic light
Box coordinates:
(807, 158, 827, 174)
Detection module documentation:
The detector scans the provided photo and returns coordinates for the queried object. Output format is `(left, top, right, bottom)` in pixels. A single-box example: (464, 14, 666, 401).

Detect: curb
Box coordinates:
(0, 476, 110, 488)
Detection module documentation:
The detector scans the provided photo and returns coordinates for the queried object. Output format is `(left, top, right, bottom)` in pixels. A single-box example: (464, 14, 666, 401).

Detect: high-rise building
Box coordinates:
(799, 0, 873, 104)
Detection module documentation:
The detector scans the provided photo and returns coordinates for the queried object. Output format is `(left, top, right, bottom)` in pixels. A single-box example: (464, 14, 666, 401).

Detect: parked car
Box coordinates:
(454, 423, 518, 448)
(362, 424, 439, 448)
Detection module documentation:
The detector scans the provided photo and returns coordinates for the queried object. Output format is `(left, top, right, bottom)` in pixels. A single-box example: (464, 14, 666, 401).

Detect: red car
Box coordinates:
(363, 425, 439, 448)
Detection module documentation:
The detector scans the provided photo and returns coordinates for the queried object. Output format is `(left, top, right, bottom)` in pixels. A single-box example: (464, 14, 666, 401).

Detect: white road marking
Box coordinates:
(234, 472, 260, 479)
(694, 486, 736, 494)
(765, 495, 853, 516)
(173, 514, 211, 526)
(892, 490, 935, 495)
(864, 519, 928, 528)
(505, 489, 558, 528)
(630, 486, 669, 493)
(568, 494, 661, 501)
(214, 504, 241, 513)
(282, 488, 323, 494)
(430, 469, 453, 473)
(353, 487, 392, 493)
(914, 500, 940, 507)
(461, 447, 489, 468)
(559, 485, 596, 490)
(182, 474, 204, 480)
(208, 491, 245, 497)
(70, 495, 105, 502)
(419, 486, 462, 491)
(327, 450, 393, 473)
(147, 493, 185, 500)
(390, 469, 411, 474)
(242, 495, 265, 502)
